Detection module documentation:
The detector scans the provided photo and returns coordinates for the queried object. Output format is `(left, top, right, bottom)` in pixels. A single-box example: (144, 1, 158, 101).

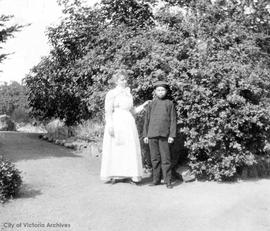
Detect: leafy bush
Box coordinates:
(45, 118, 74, 140)
(74, 119, 104, 142)
(0, 156, 22, 203)
(26, 0, 270, 181)
(11, 107, 30, 123)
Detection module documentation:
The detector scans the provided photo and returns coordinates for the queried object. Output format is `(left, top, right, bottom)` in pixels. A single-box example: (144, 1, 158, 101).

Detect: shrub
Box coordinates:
(0, 114, 16, 131)
(0, 156, 22, 203)
(26, 0, 270, 181)
(45, 118, 76, 140)
(74, 120, 104, 142)
(11, 107, 31, 123)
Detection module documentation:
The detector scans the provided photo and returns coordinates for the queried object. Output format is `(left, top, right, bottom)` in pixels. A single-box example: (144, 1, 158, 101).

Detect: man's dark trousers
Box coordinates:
(148, 137, 172, 184)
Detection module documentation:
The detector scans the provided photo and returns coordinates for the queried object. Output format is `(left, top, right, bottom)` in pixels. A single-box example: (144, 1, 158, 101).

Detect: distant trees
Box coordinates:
(0, 15, 27, 121)
(0, 81, 29, 122)
(26, 0, 270, 180)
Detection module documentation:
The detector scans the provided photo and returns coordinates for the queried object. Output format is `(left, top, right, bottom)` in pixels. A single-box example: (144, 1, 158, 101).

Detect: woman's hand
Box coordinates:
(133, 100, 151, 114)
(108, 126, 114, 137)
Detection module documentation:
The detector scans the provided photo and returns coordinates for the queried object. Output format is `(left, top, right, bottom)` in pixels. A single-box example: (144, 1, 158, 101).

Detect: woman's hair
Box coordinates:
(111, 69, 129, 84)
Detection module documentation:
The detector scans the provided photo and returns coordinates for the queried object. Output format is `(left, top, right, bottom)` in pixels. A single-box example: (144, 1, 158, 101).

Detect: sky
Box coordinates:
(0, 0, 98, 84)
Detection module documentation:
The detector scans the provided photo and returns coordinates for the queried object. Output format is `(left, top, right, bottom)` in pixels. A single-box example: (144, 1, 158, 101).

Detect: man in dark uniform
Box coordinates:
(143, 81, 177, 189)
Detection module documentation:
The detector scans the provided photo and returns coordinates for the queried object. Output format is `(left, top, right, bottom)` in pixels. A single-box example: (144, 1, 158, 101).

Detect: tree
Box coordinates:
(25, 0, 156, 125)
(154, 0, 270, 180)
(0, 15, 23, 68)
(0, 81, 30, 122)
(100, 0, 155, 28)
(26, 0, 270, 180)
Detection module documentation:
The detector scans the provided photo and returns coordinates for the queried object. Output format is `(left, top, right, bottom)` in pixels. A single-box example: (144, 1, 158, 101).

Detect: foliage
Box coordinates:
(154, 0, 270, 181)
(0, 15, 23, 67)
(161, 0, 270, 181)
(26, 0, 270, 181)
(0, 81, 30, 122)
(0, 156, 22, 203)
(25, 1, 106, 125)
(74, 119, 104, 141)
(101, 0, 155, 28)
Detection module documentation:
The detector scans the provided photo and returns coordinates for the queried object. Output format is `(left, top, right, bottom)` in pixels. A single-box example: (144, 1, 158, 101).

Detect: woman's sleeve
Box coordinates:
(126, 87, 142, 115)
(104, 91, 114, 127)
(129, 88, 146, 114)
(133, 104, 145, 114)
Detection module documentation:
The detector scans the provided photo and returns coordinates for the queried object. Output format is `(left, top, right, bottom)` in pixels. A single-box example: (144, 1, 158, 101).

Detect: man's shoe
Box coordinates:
(129, 179, 141, 186)
(172, 172, 182, 181)
(111, 179, 118, 184)
(149, 181, 160, 186)
(166, 182, 173, 189)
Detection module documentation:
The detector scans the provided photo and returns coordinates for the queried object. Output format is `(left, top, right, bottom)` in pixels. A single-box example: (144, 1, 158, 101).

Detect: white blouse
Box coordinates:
(104, 87, 144, 127)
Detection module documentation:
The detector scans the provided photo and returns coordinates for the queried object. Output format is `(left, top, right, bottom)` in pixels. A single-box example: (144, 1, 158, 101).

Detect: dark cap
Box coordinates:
(153, 81, 169, 89)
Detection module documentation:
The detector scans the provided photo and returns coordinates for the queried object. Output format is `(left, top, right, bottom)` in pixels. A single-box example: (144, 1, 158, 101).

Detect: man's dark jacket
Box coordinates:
(143, 97, 177, 138)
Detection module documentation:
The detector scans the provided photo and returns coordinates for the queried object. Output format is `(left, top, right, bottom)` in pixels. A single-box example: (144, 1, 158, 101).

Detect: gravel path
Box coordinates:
(0, 131, 270, 231)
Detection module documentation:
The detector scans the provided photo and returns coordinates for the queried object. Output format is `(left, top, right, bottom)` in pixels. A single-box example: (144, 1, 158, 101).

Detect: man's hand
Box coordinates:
(168, 137, 174, 144)
(108, 126, 114, 137)
(143, 137, 149, 144)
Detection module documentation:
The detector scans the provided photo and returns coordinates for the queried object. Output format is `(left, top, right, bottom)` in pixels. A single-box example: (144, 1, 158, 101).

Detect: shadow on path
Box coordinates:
(0, 132, 80, 162)
(16, 184, 42, 199)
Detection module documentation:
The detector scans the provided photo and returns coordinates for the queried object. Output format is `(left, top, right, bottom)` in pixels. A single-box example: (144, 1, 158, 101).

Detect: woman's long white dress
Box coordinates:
(100, 87, 144, 182)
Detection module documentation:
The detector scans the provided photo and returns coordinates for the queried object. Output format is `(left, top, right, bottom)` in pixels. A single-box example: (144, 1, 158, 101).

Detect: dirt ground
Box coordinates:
(0, 131, 270, 231)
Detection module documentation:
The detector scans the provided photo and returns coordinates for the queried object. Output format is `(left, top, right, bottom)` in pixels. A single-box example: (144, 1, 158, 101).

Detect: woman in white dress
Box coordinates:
(100, 70, 149, 184)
